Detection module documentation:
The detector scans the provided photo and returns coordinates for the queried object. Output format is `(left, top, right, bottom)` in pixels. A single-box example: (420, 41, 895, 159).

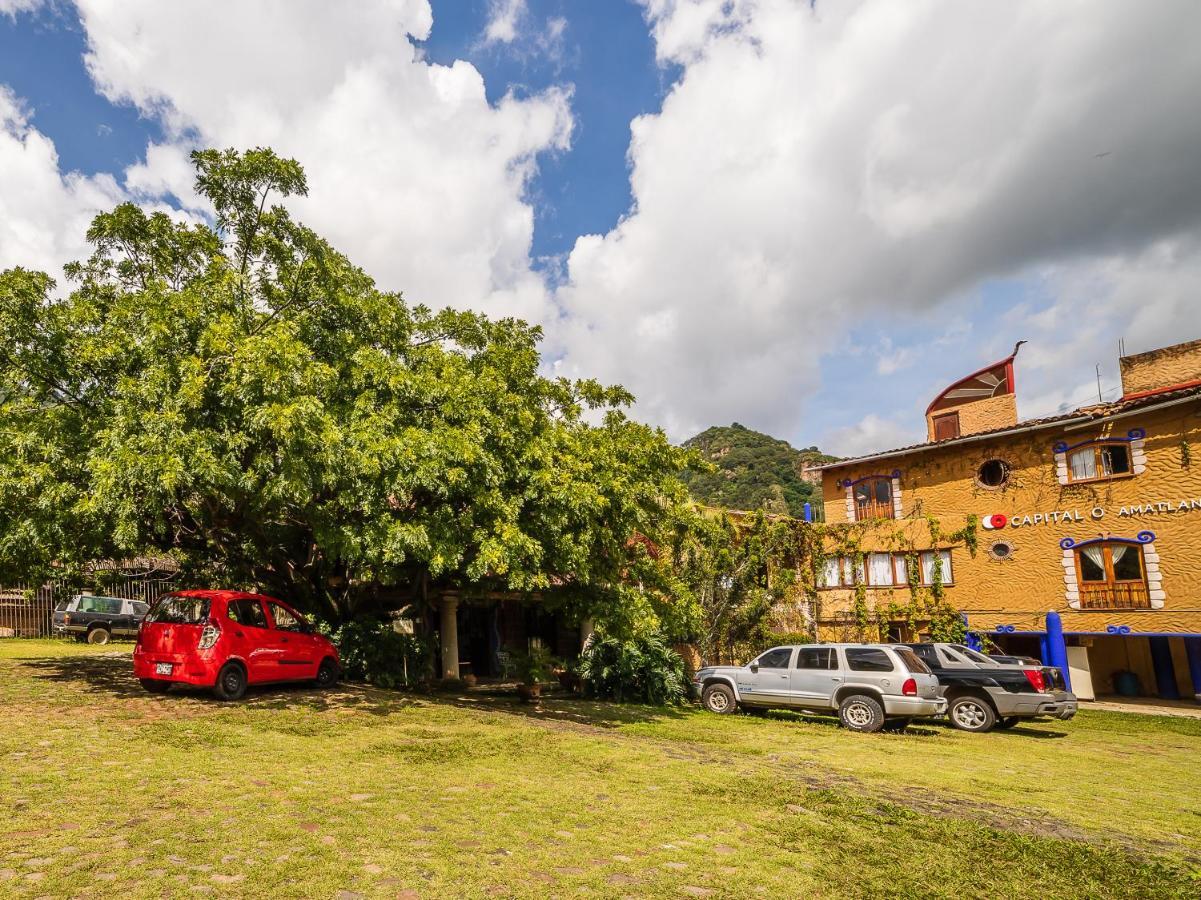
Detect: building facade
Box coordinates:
(816, 338, 1201, 702)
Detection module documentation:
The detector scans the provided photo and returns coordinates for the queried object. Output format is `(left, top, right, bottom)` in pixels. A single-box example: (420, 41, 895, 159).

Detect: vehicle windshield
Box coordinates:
(951, 644, 998, 666)
(893, 647, 932, 675)
(145, 595, 211, 625)
(54, 600, 69, 612)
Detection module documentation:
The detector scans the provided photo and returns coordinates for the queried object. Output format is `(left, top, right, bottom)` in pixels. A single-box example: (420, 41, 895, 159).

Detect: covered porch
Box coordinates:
(431, 591, 591, 682)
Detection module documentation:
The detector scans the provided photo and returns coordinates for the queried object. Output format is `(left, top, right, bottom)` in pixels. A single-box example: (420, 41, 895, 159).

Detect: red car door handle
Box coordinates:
(235, 631, 244, 638)
(281, 638, 289, 643)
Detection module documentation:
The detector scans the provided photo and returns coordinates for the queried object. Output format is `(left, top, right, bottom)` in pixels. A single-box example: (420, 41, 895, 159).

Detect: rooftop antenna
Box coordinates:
(1119, 337, 1126, 358)
(1096, 363, 1103, 404)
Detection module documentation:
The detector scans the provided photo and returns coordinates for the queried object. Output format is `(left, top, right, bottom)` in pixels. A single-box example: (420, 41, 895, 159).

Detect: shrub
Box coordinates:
(324, 620, 432, 689)
(764, 631, 814, 647)
(578, 635, 687, 705)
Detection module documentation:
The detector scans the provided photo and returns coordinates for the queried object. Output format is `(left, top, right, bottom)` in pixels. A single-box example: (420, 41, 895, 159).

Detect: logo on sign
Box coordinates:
(980, 513, 1008, 530)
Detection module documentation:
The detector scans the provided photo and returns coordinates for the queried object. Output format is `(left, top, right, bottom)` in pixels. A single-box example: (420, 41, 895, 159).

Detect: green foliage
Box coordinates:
(680, 423, 835, 517)
(578, 634, 687, 705)
(652, 506, 804, 662)
(762, 630, 814, 647)
(510, 645, 558, 685)
(0, 147, 690, 622)
(323, 619, 431, 689)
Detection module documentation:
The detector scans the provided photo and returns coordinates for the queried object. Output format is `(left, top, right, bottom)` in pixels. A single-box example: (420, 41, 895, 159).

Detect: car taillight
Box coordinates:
(198, 618, 221, 650)
(902, 677, 917, 696)
(1023, 669, 1048, 692)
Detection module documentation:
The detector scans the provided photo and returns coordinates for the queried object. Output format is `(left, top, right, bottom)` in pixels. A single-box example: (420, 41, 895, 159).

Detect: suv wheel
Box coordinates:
(86, 626, 111, 645)
(701, 682, 737, 715)
(315, 658, 339, 689)
(213, 662, 248, 701)
(949, 695, 997, 732)
(838, 694, 885, 733)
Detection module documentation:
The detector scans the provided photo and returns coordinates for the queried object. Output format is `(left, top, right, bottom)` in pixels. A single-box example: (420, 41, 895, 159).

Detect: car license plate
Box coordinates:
(155, 662, 173, 676)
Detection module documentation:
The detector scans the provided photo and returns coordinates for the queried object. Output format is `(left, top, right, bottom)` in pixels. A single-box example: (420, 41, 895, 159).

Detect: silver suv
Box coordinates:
(692, 643, 947, 733)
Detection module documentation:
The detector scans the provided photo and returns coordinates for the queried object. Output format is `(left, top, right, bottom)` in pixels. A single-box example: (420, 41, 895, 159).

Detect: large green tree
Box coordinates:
(0, 148, 691, 621)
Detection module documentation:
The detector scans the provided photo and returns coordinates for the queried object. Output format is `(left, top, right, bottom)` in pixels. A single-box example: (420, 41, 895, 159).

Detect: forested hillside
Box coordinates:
(681, 423, 838, 517)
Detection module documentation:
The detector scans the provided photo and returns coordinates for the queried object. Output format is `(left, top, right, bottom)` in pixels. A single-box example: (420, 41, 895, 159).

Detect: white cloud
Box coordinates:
(823, 413, 923, 459)
(0, 87, 125, 281)
(482, 0, 526, 45)
(553, 0, 1201, 442)
(72, 0, 571, 325)
(0, 0, 44, 18)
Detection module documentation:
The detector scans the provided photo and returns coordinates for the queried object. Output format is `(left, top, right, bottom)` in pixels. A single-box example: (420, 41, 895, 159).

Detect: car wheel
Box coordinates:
(881, 717, 911, 733)
(701, 683, 737, 715)
(838, 694, 885, 733)
(86, 626, 111, 645)
(995, 716, 1020, 730)
(315, 658, 340, 689)
(213, 662, 248, 701)
(949, 695, 997, 732)
(139, 678, 171, 695)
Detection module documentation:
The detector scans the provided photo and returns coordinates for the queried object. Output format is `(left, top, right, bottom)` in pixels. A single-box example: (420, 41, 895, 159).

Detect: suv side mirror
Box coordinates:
(749, 663, 759, 673)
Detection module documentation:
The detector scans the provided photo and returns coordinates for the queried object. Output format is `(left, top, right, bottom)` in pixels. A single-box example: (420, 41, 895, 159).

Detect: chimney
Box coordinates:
(924, 342, 1023, 442)
(1119, 338, 1201, 399)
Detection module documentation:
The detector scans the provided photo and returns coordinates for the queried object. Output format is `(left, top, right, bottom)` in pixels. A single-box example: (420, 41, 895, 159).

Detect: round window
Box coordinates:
(976, 458, 1011, 489)
(988, 541, 1015, 561)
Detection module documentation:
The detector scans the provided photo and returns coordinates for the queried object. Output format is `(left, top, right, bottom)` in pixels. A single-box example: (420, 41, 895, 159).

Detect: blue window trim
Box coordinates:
(1059, 530, 1155, 551)
(1053, 427, 1145, 456)
(839, 469, 901, 489)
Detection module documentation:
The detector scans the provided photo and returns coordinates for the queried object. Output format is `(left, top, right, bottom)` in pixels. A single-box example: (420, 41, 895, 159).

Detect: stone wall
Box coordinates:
(924, 392, 1017, 442)
(1120, 338, 1201, 396)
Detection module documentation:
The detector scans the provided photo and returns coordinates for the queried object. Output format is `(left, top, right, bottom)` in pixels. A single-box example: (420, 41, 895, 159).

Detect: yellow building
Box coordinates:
(815, 338, 1201, 703)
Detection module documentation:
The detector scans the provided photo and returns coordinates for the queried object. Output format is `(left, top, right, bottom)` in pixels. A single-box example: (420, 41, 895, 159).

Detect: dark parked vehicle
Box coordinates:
(894, 642, 1077, 732)
(53, 594, 150, 644)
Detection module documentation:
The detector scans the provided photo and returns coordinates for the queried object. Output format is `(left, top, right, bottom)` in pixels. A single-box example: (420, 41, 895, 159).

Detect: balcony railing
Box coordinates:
(1079, 581, 1151, 610)
(854, 500, 894, 521)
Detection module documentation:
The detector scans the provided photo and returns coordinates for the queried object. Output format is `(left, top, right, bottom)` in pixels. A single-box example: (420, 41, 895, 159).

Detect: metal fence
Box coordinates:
(0, 577, 179, 638)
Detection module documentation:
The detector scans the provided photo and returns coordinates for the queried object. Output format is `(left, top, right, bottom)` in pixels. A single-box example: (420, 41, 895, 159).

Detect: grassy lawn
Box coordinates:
(1, 639, 1199, 898)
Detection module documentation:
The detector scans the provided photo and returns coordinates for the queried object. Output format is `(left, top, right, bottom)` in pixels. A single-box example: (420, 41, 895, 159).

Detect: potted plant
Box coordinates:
(512, 646, 557, 702)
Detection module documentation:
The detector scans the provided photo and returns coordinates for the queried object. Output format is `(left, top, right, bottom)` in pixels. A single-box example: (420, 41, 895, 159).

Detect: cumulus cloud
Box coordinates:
(72, 0, 571, 325)
(482, 0, 526, 45)
(824, 413, 922, 459)
(553, 0, 1201, 441)
(0, 86, 124, 280)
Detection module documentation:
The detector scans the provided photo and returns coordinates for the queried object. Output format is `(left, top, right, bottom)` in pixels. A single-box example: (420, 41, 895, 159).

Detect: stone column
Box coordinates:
(1183, 637, 1201, 703)
(1149, 636, 1180, 701)
(439, 593, 460, 681)
(1044, 611, 1071, 692)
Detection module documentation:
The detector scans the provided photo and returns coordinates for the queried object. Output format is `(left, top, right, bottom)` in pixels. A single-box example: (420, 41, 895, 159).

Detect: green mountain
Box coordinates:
(680, 423, 838, 517)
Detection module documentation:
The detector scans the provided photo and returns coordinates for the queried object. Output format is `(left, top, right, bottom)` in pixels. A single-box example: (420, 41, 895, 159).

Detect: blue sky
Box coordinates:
(2, 1, 1200, 457)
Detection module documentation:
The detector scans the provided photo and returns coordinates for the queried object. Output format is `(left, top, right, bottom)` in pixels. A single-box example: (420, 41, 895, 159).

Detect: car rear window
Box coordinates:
(146, 595, 211, 624)
(893, 647, 932, 674)
(844, 648, 894, 672)
(77, 596, 123, 614)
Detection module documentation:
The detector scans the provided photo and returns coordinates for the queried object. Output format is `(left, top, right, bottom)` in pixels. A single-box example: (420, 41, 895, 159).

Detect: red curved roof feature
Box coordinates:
(926, 353, 1017, 415)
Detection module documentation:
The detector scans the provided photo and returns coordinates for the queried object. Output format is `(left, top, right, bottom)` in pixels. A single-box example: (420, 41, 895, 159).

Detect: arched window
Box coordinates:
(852, 477, 894, 521)
(1074, 540, 1149, 609)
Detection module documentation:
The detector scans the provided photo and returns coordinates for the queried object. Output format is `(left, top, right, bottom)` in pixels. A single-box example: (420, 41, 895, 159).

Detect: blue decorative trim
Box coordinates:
(840, 470, 902, 489)
(1106, 624, 1133, 635)
(1060, 530, 1155, 551)
(1053, 428, 1146, 456)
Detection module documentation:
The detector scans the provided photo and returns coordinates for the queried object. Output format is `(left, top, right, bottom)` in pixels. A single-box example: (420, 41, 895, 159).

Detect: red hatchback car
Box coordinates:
(133, 590, 340, 700)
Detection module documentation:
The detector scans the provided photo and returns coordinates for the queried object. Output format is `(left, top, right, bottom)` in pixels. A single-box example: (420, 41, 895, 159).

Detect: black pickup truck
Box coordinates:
(53, 594, 150, 644)
(894, 642, 1077, 733)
